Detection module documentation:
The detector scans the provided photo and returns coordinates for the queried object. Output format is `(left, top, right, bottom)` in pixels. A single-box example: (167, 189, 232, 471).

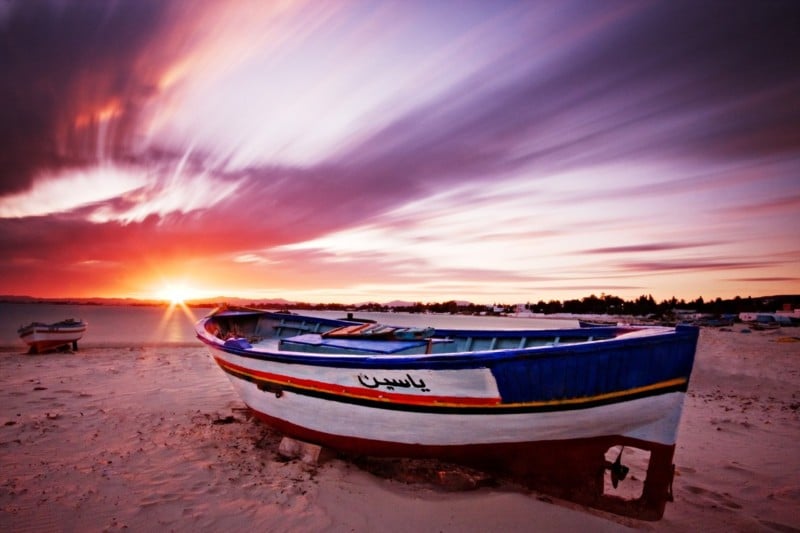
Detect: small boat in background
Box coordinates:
(17, 318, 87, 353)
(196, 305, 699, 520)
(578, 319, 619, 328)
(748, 314, 785, 330)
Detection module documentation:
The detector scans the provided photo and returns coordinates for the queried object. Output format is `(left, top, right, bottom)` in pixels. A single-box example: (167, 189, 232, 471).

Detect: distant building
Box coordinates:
(776, 305, 800, 318)
(740, 311, 798, 325)
(672, 309, 701, 320)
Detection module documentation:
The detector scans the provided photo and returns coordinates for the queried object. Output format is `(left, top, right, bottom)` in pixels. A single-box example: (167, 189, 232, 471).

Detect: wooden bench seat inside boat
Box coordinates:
(279, 333, 450, 355)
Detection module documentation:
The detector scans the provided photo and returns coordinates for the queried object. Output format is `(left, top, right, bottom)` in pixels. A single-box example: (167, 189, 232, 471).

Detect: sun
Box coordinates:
(154, 281, 201, 334)
(157, 282, 193, 305)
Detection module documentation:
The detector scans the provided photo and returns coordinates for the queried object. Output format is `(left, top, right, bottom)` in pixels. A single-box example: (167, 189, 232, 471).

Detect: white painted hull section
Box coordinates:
(22, 329, 85, 345)
(214, 347, 686, 447)
(216, 349, 501, 399)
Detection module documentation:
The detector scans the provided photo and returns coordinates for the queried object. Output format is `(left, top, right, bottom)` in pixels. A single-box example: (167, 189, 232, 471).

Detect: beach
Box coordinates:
(1, 326, 798, 532)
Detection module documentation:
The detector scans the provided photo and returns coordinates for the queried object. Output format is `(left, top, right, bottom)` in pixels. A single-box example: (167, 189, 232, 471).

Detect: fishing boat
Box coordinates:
(195, 306, 699, 520)
(18, 318, 87, 353)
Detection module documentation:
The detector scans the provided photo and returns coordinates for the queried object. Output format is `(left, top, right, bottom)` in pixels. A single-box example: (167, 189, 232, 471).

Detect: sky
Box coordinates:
(1, 0, 798, 305)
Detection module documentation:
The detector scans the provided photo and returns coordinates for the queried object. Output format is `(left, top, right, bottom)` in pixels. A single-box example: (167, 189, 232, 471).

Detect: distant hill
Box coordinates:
(384, 300, 416, 308)
(0, 295, 151, 306)
(0, 295, 38, 302)
(184, 297, 295, 307)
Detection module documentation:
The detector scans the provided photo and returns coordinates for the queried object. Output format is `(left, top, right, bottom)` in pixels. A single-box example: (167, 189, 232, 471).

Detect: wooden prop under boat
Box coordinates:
(195, 305, 699, 520)
(17, 318, 87, 354)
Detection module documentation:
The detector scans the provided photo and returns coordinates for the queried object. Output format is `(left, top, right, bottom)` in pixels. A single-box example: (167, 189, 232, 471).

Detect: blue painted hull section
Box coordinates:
(490, 327, 697, 403)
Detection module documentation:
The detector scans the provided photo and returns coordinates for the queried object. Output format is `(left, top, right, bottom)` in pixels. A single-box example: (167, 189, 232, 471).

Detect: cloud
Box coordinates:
(581, 242, 722, 255)
(0, 1, 179, 193)
(4, 1, 798, 216)
(0, 1, 798, 301)
(86, 162, 245, 225)
(0, 165, 145, 218)
(338, 1, 800, 184)
(618, 259, 778, 274)
(715, 193, 800, 217)
(727, 277, 800, 283)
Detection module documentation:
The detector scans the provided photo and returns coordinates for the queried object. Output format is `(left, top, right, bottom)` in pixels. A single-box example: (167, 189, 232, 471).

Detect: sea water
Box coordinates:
(0, 303, 576, 350)
(0, 302, 214, 349)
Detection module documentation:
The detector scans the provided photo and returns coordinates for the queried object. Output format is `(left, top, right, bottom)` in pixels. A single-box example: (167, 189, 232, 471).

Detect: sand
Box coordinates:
(1, 327, 799, 532)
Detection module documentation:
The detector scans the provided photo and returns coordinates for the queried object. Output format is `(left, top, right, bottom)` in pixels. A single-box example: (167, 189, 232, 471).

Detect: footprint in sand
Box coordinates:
(685, 484, 706, 495)
(758, 519, 800, 533)
(684, 484, 743, 510)
(723, 461, 750, 473)
(768, 486, 800, 502)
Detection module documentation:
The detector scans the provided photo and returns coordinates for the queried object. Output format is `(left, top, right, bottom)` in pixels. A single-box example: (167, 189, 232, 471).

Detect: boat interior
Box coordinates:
(203, 311, 642, 356)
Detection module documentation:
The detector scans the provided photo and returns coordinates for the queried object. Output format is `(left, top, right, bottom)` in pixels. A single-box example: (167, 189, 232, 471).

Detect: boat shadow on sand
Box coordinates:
(213, 407, 495, 491)
(209, 405, 651, 527)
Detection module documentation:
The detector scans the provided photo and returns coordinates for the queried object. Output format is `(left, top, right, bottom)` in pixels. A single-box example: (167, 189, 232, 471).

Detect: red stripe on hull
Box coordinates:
(215, 356, 501, 407)
(24, 339, 81, 353)
(248, 406, 677, 521)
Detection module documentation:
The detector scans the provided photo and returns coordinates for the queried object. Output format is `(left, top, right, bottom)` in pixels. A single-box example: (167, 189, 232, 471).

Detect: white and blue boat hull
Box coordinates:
(196, 307, 698, 520)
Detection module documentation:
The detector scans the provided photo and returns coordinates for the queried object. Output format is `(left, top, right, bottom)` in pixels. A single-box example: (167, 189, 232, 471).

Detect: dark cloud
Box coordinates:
(715, 194, 800, 216)
(4, 1, 797, 205)
(618, 259, 778, 274)
(582, 243, 722, 255)
(0, 1, 172, 194)
(532, 285, 645, 293)
(728, 277, 800, 283)
(340, 1, 800, 186)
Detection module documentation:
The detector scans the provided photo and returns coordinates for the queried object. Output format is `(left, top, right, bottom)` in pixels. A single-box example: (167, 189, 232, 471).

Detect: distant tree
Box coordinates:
(581, 294, 603, 314)
(603, 294, 625, 314)
(694, 296, 705, 310)
(562, 299, 582, 314)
